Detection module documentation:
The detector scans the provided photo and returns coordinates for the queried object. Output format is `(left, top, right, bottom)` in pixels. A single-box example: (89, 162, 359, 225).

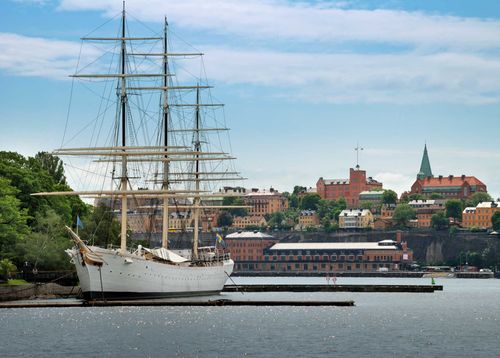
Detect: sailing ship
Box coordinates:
(32, 5, 244, 300)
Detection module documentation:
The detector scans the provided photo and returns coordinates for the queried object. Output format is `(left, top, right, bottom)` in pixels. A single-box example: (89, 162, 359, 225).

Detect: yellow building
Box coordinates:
(297, 210, 320, 230)
(339, 209, 374, 229)
(462, 202, 500, 229)
(232, 215, 267, 229)
(244, 188, 288, 215)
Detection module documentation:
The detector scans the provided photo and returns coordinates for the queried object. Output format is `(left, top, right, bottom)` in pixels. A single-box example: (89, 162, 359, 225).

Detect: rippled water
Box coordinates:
(1, 277, 499, 357)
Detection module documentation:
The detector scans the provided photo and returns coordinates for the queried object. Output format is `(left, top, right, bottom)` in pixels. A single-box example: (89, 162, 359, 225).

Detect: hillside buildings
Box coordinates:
(462, 202, 500, 229)
(407, 199, 446, 228)
(317, 168, 383, 207)
(409, 145, 487, 199)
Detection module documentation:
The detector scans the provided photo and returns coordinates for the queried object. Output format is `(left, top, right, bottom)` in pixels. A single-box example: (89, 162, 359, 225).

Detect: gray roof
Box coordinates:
(225, 231, 274, 239)
(269, 242, 397, 250)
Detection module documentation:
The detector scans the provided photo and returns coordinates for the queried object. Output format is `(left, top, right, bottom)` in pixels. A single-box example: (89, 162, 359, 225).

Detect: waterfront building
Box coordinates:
(317, 168, 382, 207)
(462, 202, 500, 229)
(410, 145, 487, 199)
(224, 231, 279, 271)
(232, 215, 267, 229)
(297, 210, 320, 230)
(225, 231, 412, 273)
(244, 188, 288, 215)
(338, 209, 374, 229)
(264, 240, 413, 273)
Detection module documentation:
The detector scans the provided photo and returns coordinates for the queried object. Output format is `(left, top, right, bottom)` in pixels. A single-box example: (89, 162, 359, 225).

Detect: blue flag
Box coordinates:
(76, 215, 84, 229)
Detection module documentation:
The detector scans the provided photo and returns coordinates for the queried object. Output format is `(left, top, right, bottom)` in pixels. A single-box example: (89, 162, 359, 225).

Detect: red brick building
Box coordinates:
(410, 175, 487, 200)
(225, 232, 412, 273)
(224, 231, 279, 271)
(316, 168, 382, 207)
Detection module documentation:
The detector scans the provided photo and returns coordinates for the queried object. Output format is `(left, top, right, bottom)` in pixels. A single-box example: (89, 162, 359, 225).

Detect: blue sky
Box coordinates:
(1, 0, 500, 198)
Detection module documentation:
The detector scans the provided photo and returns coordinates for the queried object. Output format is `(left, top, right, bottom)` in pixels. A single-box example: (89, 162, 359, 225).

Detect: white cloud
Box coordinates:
(374, 172, 414, 196)
(57, 0, 500, 50)
(199, 47, 500, 104)
(2, 31, 500, 104)
(0, 33, 100, 79)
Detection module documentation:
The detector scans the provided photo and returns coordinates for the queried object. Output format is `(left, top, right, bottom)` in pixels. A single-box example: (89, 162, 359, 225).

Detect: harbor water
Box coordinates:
(1, 277, 499, 357)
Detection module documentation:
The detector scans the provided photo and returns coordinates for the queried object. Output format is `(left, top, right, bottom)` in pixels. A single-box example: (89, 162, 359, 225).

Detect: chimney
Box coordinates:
(396, 230, 402, 243)
(439, 175, 443, 181)
(448, 175, 453, 181)
(461, 174, 466, 180)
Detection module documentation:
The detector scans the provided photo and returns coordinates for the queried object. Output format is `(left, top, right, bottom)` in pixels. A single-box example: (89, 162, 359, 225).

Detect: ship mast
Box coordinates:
(192, 86, 201, 260)
(119, 2, 128, 255)
(161, 17, 170, 249)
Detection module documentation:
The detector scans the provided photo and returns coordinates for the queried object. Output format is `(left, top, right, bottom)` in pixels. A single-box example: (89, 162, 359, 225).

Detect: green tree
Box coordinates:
(21, 210, 73, 271)
(0, 177, 30, 262)
(222, 197, 247, 217)
(292, 186, 307, 195)
(0, 259, 17, 281)
(382, 189, 398, 204)
(33, 151, 66, 185)
(392, 204, 416, 227)
(429, 193, 444, 199)
(288, 194, 300, 209)
(217, 211, 233, 228)
(79, 204, 121, 248)
(470, 192, 493, 206)
(300, 193, 321, 210)
(431, 211, 449, 230)
(492, 211, 500, 231)
(337, 197, 347, 210)
(445, 199, 463, 220)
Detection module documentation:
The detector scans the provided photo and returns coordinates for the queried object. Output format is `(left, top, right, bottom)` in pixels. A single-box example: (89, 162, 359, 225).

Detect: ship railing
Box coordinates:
(197, 251, 231, 263)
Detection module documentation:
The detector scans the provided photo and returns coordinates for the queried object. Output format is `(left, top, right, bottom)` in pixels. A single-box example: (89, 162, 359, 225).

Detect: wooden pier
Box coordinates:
(0, 298, 354, 308)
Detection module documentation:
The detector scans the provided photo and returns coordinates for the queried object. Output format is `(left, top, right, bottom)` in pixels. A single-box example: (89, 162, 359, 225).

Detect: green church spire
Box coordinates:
(417, 144, 433, 180)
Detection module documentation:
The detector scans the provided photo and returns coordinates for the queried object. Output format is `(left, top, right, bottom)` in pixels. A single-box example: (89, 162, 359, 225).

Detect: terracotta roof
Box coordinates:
(419, 176, 485, 187)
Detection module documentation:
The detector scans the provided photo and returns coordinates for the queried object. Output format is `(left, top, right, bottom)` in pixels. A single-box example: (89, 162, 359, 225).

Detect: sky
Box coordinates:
(1, 0, 500, 198)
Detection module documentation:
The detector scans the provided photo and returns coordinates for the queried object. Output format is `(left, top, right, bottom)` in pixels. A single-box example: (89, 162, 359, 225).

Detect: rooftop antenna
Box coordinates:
(355, 142, 364, 169)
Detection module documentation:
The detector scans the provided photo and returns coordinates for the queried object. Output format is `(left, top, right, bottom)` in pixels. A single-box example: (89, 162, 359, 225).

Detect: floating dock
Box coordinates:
(0, 299, 354, 308)
(223, 284, 443, 293)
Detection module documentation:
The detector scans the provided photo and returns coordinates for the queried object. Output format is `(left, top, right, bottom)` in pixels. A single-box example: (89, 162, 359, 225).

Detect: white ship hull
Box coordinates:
(67, 246, 234, 300)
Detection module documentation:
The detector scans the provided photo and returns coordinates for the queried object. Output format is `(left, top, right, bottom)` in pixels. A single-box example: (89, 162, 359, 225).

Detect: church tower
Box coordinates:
(417, 144, 433, 180)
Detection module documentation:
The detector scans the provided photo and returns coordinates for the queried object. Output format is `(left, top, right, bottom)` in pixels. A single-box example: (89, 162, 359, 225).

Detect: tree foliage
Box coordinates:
(392, 204, 416, 227)
(222, 196, 248, 217)
(469, 192, 493, 207)
(217, 211, 233, 228)
(300, 193, 321, 211)
(445, 199, 463, 220)
(0, 151, 89, 270)
(0, 258, 17, 281)
(431, 211, 449, 230)
(382, 190, 398, 204)
(79, 204, 121, 248)
(492, 211, 500, 232)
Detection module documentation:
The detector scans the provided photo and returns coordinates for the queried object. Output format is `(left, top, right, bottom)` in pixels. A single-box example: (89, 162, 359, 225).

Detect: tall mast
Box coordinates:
(161, 17, 170, 249)
(192, 86, 201, 260)
(119, 1, 128, 254)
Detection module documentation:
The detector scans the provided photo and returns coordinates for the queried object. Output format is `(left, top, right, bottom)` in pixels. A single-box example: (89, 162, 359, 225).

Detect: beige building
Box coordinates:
(232, 215, 267, 229)
(244, 188, 288, 216)
(339, 209, 374, 229)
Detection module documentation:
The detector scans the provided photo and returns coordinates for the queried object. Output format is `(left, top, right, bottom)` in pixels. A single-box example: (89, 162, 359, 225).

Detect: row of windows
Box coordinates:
(235, 263, 392, 271)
